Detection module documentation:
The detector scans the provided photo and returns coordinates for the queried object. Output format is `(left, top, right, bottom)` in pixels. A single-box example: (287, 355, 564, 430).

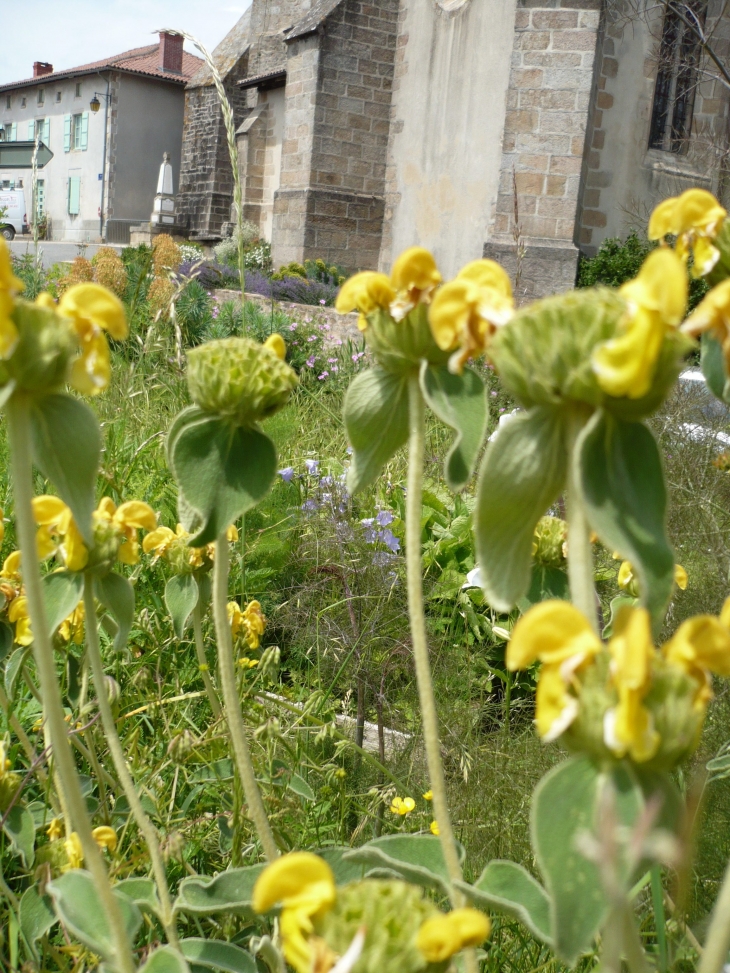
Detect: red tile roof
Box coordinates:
(0, 41, 203, 92)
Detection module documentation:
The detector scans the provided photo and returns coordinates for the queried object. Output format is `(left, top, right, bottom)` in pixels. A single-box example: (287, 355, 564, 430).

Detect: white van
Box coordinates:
(0, 190, 27, 241)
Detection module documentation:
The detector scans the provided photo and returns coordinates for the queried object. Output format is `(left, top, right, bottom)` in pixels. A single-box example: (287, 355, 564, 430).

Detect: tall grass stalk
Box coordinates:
(5, 395, 135, 973)
(192, 602, 222, 719)
(83, 574, 179, 946)
(566, 409, 597, 630)
(698, 860, 730, 973)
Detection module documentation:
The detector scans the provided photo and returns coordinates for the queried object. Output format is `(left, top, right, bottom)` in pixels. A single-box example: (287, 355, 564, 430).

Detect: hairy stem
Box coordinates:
(192, 602, 222, 719)
(83, 574, 179, 947)
(6, 394, 135, 973)
(698, 855, 730, 973)
(566, 409, 597, 631)
(405, 375, 464, 896)
(213, 534, 278, 861)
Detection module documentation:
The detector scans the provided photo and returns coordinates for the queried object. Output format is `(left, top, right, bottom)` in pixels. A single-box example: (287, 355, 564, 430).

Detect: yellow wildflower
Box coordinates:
(507, 601, 601, 742)
(1, 550, 21, 583)
(32, 495, 88, 571)
(618, 560, 687, 595)
(416, 908, 491, 963)
(264, 333, 287, 360)
(0, 237, 23, 359)
(335, 271, 396, 331)
(390, 796, 416, 815)
(0, 741, 11, 777)
(429, 259, 514, 372)
(683, 278, 730, 372)
(95, 497, 157, 565)
(429, 820, 440, 836)
(423, 789, 433, 801)
(663, 608, 730, 708)
(56, 283, 128, 395)
(389, 247, 442, 321)
(46, 817, 63, 841)
(143, 525, 177, 561)
(253, 852, 336, 973)
(8, 596, 33, 646)
(229, 599, 266, 650)
(92, 825, 118, 853)
(238, 657, 259, 669)
(65, 832, 84, 869)
(59, 601, 85, 645)
(674, 564, 688, 590)
(592, 248, 687, 399)
(604, 607, 659, 763)
(649, 188, 727, 277)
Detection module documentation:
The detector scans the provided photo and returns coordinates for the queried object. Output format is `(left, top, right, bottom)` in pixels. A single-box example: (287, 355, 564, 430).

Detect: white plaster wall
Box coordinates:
(261, 86, 285, 241)
(383, 0, 517, 279)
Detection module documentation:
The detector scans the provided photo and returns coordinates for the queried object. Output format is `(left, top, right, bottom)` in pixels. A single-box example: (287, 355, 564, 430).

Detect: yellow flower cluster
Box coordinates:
(252, 852, 490, 973)
(507, 599, 730, 764)
(228, 599, 266, 650)
(63, 825, 118, 869)
(143, 522, 238, 574)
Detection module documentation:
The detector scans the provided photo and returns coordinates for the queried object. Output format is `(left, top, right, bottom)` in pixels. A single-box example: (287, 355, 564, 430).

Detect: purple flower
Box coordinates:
(301, 499, 319, 513)
(278, 467, 295, 482)
(490, 390, 498, 397)
(328, 357, 338, 363)
(346, 446, 353, 455)
(318, 371, 329, 380)
(289, 323, 298, 331)
(379, 528, 401, 553)
(320, 476, 334, 487)
(305, 356, 316, 368)
(308, 334, 317, 342)
(320, 299, 326, 305)
(305, 459, 320, 475)
(361, 517, 375, 527)
(376, 510, 394, 527)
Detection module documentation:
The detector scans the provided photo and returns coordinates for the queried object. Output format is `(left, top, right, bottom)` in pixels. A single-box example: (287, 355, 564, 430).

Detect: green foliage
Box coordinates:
(165, 574, 199, 639)
(343, 367, 410, 494)
(577, 232, 654, 289)
(176, 279, 214, 345)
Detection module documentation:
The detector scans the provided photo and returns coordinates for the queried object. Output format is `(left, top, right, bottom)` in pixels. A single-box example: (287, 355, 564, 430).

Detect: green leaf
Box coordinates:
(170, 415, 277, 546)
(318, 847, 366, 885)
(116, 877, 161, 915)
(342, 834, 464, 896)
(47, 870, 142, 963)
(165, 575, 199, 640)
(701, 332, 730, 403)
(174, 865, 266, 917)
(420, 363, 488, 491)
(578, 411, 674, 627)
(94, 572, 134, 652)
(43, 571, 83, 636)
(180, 939, 256, 973)
(524, 565, 569, 607)
(5, 645, 31, 698)
(343, 367, 409, 494)
(602, 594, 638, 639)
(3, 805, 35, 868)
(475, 406, 567, 612)
(19, 886, 56, 950)
(30, 394, 101, 544)
(455, 860, 552, 945)
(288, 773, 315, 802)
(0, 621, 13, 663)
(707, 752, 730, 781)
(140, 947, 191, 973)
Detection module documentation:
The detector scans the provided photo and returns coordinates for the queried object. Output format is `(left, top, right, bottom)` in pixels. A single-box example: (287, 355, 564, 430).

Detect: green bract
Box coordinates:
(490, 288, 691, 420)
(1, 300, 76, 395)
(364, 305, 449, 375)
(186, 337, 297, 427)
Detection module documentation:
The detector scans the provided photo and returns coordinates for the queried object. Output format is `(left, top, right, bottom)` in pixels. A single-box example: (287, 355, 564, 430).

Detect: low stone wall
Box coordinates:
(212, 288, 362, 344)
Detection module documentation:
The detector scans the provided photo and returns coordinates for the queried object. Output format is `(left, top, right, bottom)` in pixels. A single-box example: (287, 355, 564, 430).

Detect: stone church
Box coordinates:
(176, 0, 730, 297)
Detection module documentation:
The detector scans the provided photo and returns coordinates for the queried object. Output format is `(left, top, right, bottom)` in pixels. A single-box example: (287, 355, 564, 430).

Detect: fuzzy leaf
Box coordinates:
(287, 773, 315, 802)
(342, 834, 464, 896)
(140, 947, 191, 973)
(0, 621, 13, 663)
(700, 332, 730, 403)
(578, 411, 674, 627)
(94, 572, 135, 653)
(174, 865, 265, 917)
(43, 571, 83, 636)
(475, 406, 567, 612)
(420, 362, 488, 491)
(30, 394, 101, 545)
(170, 414, 276, 546)
(343, 367, 409, 494)
(455, 861, 552, 945)
(116, 877, 161, 915)
(4, 645, 31, 698)
(19, 886, 56, 950)
(3, 805, 35, 868)
(179, 939, 256, 973)
(165, 575, 199, 640)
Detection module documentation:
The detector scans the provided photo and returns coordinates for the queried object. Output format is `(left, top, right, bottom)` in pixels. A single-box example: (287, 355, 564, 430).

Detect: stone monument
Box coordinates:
(150, 152, 176, 227)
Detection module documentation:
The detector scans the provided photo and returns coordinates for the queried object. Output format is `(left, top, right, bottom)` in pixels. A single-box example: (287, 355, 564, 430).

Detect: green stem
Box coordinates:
(698, 854, 730, 973)
(6, 395, 135, 973)
(192, 602, 222, 720)
(212, 534, 278, 861)
(83, 574, 179, 947)
(651, 866, 668, 973)
(622, 906, 649, 973)
(405, 375, 464, 900)
(566, 409, 597, 631)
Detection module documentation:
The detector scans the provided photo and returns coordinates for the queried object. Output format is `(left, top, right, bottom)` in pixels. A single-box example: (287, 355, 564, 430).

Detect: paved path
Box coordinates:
(8, 239, 123, 268)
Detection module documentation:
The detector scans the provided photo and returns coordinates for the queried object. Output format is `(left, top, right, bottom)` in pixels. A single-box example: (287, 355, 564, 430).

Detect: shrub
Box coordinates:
(179, 242, 204, 263)
(56, 256, 94, 295)
(91, 246, 121, 268)
(11, 253, 46, 299)
(175, 279, 213, 345)
(147, 276, 175, 320)
(245, 269, 339, 307)
(152, 233, 182, 277)
(93, 249, 128, 298)
(179, 258, 240, 290)
(213, 220, 260, 266)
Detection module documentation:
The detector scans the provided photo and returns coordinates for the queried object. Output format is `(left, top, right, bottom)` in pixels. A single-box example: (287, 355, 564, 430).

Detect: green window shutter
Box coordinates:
(68, 176, 81, 215)
(80, 112, 88, 151)
(63, 115, 71, 152)
(27, 120, 34, 140)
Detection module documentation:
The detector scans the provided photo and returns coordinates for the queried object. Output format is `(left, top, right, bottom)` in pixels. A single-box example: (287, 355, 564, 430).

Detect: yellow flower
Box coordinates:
(264, 333, 287, 360)
(59, 601, 85, 645)
(649, 188, 727, 277)
(253, 852, 336, 973)
(390, 796, 416, 815)
(1, 550, 22, 582)
(618, 560, 686, 595)
(8, 596, 33, 646)
(429, 259, 514, 373)
(95, 498, 157, 565)
(65, 832, 84, 869)
(429, 820, 440, 836)
(423, 789, 433, 801)
(416, 908, 491, 962)
(46, 817, 63, 841)
(604, 607, 659, 763)
(682, 279, 730, 373)
(389, 247, 442, 321)
(335, 271, 396, 331)
(0, 237, 23, 360)
(674, 564, 688, 590)
(0, 741, 11, 778)
(229, 599, 266, 649)
(143, 525, 177, 561)
(592, 248, 687, 398)
(663, 609, 730, 708)
(32, 495, 88, 571)
(92, 825, 118, 853)
(507, 601, 601, 741)
(238, 657, 259, 669)
(56, 283, 128, 395)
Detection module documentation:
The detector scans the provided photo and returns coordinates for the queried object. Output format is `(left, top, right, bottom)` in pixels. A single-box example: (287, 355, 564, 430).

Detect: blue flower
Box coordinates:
(278, 467, 295, 482)
(301, 499, 319, 513)
(379, 528, 401, 553)
(376, 510, 394, 527)
(305, 459, 320, 475)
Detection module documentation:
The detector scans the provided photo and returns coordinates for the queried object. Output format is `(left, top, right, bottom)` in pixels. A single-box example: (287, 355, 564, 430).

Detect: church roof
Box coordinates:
(285, 0, 345, 40)
(187, 8, 252, 88)
(0, 42, 203, 92)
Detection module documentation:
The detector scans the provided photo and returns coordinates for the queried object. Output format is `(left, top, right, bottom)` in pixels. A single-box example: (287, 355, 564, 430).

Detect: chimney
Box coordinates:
(33, 61, 53, 78)
(159, 32, 183, 74)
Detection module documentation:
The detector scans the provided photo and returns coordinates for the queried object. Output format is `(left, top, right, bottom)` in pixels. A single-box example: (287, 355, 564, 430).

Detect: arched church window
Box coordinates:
(648, 1, 707, 153)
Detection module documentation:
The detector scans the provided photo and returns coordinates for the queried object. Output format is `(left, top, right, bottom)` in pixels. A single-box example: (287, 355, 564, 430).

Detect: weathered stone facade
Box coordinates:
(178, 0, 730, 296)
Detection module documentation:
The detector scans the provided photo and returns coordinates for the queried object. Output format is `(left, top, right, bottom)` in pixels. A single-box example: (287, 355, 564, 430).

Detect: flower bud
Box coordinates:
(187, 337, 298, 426)
(167, 729, 198, 763)
(532, 516, 567, 568)
(1, 300, 76, 394)
(104, 675, 121, 706)
(364, 305, 450, 375)
(259, 644, 281, 681)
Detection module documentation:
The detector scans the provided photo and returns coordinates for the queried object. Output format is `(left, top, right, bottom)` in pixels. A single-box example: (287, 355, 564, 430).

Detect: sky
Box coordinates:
(0, 0, 252, 85)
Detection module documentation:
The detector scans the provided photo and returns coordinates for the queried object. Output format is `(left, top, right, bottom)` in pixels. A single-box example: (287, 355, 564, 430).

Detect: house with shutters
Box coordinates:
(0, 35, 202, 243)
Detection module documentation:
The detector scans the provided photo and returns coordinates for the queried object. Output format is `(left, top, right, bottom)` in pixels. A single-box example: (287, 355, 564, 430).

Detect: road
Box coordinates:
(8, 239, 123, 269)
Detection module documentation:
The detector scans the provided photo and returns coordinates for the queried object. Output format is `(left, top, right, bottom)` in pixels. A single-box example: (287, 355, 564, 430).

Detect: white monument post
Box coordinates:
(150, 152, 176, 227)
